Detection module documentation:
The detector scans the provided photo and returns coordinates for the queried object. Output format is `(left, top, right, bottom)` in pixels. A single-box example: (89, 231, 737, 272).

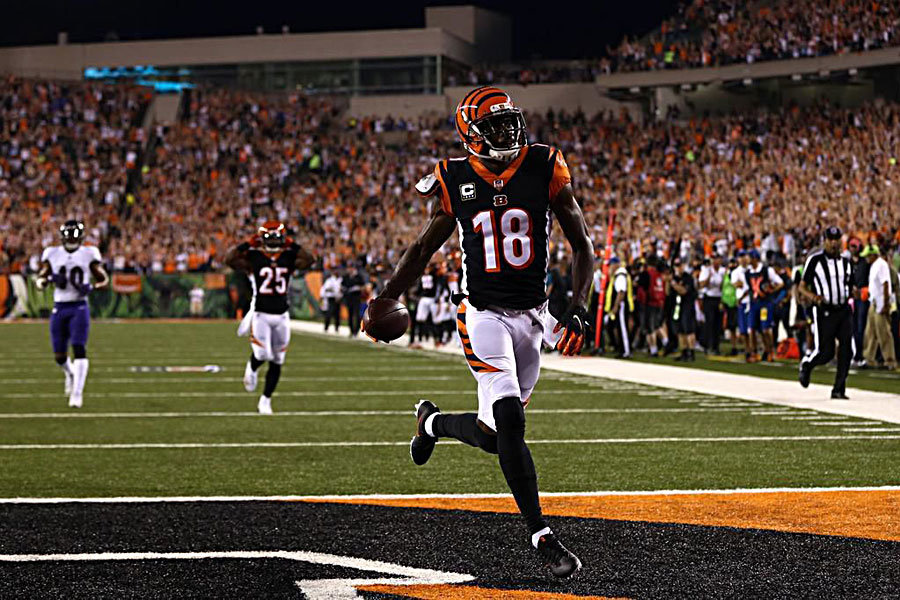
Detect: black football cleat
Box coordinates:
(799, 363, 811, 388)
(410, 399, 440, 466)
(831, 391, 850, 400)
(536, 533, 582, 579)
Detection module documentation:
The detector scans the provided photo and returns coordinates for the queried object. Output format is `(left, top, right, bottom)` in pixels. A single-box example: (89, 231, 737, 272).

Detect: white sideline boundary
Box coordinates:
(289, 320, 900, 425)
(2, 485, 899, 504)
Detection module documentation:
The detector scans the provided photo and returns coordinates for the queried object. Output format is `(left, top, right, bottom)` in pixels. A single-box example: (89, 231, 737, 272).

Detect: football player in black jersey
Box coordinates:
(372, 86, 594, 578)
(226, 221, 314, 414)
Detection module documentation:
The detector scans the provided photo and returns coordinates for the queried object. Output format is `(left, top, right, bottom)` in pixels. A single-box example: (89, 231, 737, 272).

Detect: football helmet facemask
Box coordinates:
(455, 86, 527, 163)
(60, 220, 85, 252)
(258, 221, 286, 254)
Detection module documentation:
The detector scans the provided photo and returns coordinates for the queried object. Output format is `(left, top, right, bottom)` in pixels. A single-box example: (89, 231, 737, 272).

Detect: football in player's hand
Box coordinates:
(363, 297, 410, 342)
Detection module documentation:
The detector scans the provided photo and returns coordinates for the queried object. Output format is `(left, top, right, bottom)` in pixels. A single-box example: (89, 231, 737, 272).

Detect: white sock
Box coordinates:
(531, 526, 552, 548)
(59, 358, 73, 377)
(424, 413, 439, 438)
(71, 358, 89, 396)
(649, 345, 657, 355)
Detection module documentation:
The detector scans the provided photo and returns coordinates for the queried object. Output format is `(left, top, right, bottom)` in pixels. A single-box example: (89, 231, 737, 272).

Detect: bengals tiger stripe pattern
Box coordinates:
(456, 302, 501, 373)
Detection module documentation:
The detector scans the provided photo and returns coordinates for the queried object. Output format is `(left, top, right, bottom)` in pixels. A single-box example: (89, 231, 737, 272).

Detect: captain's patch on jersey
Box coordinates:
(459, 182, 476, 201)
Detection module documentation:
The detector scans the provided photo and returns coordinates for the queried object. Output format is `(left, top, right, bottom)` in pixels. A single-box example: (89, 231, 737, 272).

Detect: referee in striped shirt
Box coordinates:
(797, 226, 855, 399)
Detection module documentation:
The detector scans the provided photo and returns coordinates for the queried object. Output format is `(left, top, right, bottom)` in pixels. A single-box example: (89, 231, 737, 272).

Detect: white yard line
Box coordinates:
(289, 320, 900, 425)
(810, 421, 882, 426)
(2, 485, 900, 504)
(0, 407, 753, 419)
(843, 428, 900, 433)
(0, 389, 684, 400)
(0, 375, 461, 385)
(0, 435, 897, 450)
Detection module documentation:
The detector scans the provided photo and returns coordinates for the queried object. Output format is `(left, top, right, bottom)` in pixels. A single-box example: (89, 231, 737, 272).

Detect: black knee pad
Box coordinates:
(474, 427, 498, 454)
(493, 396, 526, 437)
(72, 345, 87, 359)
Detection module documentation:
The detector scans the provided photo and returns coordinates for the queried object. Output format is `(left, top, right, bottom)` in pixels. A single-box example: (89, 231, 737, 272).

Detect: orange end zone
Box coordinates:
(357, 583, 624, 600)
(304, 490, 900, 543)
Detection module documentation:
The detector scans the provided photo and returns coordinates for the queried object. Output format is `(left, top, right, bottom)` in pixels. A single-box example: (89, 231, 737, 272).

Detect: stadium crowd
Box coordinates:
(0, 77, 898, 361)
(0, 77, 151, 274)
(459, 0, 900, 84)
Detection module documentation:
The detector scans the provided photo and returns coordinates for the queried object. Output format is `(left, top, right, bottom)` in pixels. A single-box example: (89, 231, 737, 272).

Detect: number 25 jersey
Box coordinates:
(416, 144, 571, 310)
(248, 246, 299, 314)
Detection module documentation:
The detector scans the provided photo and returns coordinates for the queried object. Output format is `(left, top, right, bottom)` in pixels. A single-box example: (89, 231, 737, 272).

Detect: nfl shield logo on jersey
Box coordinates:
(493, 179, 504, 190)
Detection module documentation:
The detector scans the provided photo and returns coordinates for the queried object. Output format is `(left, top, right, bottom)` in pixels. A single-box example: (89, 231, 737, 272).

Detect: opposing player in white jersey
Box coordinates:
(36, 220, 110, 407)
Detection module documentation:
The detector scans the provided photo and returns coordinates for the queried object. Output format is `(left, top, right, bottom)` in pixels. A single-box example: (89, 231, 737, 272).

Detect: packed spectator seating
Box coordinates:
(0, 77, 151, 274)
(2, 79, 900, 280)
(459, 0, 900, 84)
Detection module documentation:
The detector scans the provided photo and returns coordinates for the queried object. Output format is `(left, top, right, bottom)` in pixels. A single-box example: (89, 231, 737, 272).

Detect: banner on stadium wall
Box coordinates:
(112, 273, 143, 294)
(4, 273, 326, 320)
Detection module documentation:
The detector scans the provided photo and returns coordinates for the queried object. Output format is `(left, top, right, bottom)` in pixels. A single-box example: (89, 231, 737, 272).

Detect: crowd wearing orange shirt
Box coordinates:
(2, 80, 900, 279)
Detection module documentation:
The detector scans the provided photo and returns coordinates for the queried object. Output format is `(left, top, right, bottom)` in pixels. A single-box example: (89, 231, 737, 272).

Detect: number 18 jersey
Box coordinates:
(248, 246, 299, 314)
(416, 144, 571, 310)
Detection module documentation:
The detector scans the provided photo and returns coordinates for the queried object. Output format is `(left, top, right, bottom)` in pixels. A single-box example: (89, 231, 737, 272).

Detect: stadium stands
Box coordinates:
(460, 0, 900, 84)
(2, 79, 900, 276)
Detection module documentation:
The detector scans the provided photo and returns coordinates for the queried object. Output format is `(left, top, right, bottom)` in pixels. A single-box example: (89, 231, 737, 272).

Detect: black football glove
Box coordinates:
(553, 305, 591, 356)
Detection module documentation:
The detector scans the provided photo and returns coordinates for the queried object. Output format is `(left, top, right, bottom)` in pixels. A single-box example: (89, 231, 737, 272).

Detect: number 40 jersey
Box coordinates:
(41, 245, 102, 303)
(416, 144, 571, 310)
(247, 245, 300, 315)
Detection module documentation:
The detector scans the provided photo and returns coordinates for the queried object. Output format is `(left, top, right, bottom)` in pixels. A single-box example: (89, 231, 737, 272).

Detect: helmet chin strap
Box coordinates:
(465, 143, 521, 163)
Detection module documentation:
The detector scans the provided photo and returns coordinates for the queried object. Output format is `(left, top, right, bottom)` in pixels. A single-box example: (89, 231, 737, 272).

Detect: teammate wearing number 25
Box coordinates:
(36, 220, 110, 408)
(226, 221, 315, 414)
(375, 87, 594, 578)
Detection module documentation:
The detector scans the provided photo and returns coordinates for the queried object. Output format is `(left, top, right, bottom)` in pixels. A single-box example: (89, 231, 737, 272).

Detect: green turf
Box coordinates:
(0, 321, 898, 497)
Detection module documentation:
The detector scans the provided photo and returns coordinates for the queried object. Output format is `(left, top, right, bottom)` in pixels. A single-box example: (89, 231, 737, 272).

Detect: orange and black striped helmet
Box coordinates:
(455, 86, 527, 162)
(258, 220, 286, 253)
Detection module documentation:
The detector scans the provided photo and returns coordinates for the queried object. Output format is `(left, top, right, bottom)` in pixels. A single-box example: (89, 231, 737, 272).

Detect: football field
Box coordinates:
(0, 321, 898, 598)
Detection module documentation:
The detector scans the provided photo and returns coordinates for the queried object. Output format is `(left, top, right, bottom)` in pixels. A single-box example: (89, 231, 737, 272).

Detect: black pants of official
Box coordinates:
(702, 297, 722, 353)
(344, 294, 361, 336)
(323, 300, 341, 331)
(802, 304, 852, 394)
(852, 300, 869, 361)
